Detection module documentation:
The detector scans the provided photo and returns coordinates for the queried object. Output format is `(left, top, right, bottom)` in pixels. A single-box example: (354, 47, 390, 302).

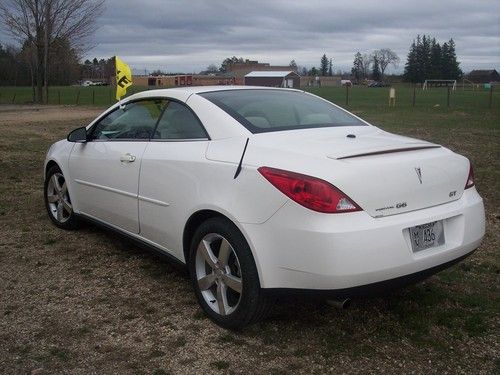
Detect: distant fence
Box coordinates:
(0, 86, 151, 107)
(0, 84, 498, 109)
(305, 84, 498, 110)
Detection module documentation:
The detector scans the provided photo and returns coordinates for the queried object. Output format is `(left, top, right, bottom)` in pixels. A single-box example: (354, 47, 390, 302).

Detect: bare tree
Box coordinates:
(20, 43, 37, 101)
(205, 64, 219, 73)
(360, 53, 372, 79)
(1, 0, 104, 103)
(372, 48, 400, 79)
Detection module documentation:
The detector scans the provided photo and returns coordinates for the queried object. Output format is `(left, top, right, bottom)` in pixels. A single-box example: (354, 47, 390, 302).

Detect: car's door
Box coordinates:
(69, 99, 167, 233)
(138, 100, 210, 255)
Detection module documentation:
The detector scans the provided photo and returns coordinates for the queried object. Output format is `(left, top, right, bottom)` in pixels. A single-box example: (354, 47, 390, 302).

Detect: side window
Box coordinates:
(90, 99, 166, 140)
(153, 101, 207, 140)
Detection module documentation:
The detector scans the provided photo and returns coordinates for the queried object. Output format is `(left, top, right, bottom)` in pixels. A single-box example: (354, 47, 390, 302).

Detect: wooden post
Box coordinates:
(92, 89, 95, 105)
(58, 90, 61, 105)
(412, 86, 416, 107)
(389, 87, 396, 107)
(489, 85, 494, 109)
(447, 86, 451, 107)
(345, 84, 349, 106)
(76, 90, 80, 105)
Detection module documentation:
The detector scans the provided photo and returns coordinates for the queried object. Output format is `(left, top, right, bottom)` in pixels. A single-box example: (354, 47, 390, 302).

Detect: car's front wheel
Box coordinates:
(44, 165, 79, 230)
(189, 217, 272, 329)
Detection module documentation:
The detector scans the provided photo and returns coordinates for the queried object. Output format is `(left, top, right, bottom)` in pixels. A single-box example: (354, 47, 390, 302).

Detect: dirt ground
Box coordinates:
(0, 104, 498, 375)
(0, 104, 104, 126)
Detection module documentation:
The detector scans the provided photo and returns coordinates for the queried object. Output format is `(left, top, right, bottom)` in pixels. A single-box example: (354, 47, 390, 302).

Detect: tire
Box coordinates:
(188, 217, 273, 329)
(44, 165, 79, 230)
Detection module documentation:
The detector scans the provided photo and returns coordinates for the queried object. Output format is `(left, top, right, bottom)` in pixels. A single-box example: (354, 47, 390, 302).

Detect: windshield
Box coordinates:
(199, 89, 366, 133)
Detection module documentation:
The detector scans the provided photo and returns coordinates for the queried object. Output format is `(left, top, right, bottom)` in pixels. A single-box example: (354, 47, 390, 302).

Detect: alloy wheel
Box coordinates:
(46, 172, 72, 223)
(195, 233, 243, 316)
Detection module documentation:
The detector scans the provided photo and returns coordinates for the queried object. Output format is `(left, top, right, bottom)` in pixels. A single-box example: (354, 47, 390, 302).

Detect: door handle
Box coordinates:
(120, 153, 136, 163)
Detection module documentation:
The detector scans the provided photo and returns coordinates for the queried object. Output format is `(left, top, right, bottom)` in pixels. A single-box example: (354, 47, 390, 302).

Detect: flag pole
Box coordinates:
(115, 55, 132, 109)
(115, 56, 125, 109)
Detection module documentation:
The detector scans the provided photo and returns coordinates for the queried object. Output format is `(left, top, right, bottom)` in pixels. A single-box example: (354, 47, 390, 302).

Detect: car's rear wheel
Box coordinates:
(189, 217, 272, 329)
(44, 165, 79, 229)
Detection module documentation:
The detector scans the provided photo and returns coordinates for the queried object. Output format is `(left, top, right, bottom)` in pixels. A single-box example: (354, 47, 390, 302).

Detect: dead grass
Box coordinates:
(0, 104, 498, 374)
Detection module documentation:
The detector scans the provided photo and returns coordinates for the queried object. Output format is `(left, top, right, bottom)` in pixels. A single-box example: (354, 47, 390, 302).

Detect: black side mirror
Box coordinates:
(67, 127, 88, 143)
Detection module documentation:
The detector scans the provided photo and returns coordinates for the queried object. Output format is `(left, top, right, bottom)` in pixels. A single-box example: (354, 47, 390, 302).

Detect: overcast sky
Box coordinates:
(3, 0, 500, 74)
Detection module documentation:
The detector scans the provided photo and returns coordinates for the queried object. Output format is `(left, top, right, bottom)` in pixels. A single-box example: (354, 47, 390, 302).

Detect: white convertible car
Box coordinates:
(44, 86, 485, 328)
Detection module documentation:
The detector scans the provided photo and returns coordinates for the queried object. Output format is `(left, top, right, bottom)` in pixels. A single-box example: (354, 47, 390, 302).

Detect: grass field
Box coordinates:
(0, 87, 498, 374)
(0, 83, 499, 110)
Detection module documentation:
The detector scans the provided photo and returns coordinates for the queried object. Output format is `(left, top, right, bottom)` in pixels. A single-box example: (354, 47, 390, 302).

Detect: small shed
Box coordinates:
(244, 71, 300, 88)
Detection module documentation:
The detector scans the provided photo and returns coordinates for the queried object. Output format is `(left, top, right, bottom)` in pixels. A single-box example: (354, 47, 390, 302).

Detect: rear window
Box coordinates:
(199, 89, 366, 133)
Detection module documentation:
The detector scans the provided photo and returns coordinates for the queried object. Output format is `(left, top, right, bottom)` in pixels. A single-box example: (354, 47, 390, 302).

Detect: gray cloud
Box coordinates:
(3, 0, 500, 73)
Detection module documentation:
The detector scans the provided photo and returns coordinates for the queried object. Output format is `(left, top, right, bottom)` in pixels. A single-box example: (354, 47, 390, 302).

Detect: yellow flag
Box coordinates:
(115, 56, 132, 100)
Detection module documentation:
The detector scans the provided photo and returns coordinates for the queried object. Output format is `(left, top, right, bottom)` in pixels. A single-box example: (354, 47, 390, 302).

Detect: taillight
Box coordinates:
(465, 162, 475, 189)
(258, 166, 361, 213)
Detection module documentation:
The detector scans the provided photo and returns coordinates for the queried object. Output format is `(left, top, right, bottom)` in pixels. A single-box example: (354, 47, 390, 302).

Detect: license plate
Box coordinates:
(409, 221, 445, 252)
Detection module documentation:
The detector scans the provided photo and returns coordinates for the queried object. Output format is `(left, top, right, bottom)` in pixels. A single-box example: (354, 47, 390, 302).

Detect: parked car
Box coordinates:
(44, 86, 485, 328)
(368, 81, 390, 87)
(81, 80, 108, 87)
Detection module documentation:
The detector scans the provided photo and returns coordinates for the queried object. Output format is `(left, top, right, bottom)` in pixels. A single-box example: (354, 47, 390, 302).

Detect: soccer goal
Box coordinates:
(423, 79, 457, 90)
(461, 79, 477, 91)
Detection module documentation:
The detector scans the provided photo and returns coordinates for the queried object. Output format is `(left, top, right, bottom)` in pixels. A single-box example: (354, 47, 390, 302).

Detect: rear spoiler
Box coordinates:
(331, 145, 442, 160)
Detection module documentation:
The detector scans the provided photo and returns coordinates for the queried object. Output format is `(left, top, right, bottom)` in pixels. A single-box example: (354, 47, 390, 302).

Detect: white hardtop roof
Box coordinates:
(124, 85, 303, 102)
(245, 71, 296, 78)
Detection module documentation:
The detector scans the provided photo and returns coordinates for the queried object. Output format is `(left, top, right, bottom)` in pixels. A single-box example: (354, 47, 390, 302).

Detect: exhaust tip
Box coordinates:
(326, 298, 351, 309)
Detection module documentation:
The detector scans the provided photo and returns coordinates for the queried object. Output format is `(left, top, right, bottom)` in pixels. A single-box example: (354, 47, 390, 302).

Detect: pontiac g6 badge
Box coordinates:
(415, 167, 422, 184)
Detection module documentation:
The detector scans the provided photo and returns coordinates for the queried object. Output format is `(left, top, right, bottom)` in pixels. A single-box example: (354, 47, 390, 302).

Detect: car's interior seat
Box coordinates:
(158, 109, 205, 139)
(243, 111, 271, 128)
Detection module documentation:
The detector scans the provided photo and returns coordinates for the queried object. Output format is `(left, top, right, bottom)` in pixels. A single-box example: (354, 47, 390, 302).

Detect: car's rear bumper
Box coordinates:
(240, 187, 485, 290)
(263, 250, 476, 299)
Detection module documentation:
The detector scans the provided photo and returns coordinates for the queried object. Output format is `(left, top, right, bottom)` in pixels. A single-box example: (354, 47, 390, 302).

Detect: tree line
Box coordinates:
(404, 35, 462, 83)
(1, 5, 465, 103)
(208, 54, 335, 77)
(0, 40, 81, 87)
(0, 0, 104, 103)
(351, 49, 400, 82)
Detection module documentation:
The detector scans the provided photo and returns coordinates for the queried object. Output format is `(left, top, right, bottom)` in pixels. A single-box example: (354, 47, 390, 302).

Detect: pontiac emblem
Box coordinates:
(415, 167, 422, 184)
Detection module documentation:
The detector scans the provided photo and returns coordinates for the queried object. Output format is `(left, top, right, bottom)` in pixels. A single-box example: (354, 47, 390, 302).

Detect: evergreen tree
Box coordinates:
(328, 58, 333, 76)
(429, 38, 442, 79)
(447, 39, 462, 79)
(421, 35, 432, 79)
(440, 42, 450, 79)
(413, 35, 431, 83)
(372, 55, 381, 81)
(404, 39, 418, 82)
(404, 34, 462, 83)
(351, 52, 363, 82)
(320, 54, 329, 76)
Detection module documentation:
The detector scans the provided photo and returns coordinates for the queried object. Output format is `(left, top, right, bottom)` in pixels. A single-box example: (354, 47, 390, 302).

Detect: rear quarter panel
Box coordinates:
(138, 139, 288, 261)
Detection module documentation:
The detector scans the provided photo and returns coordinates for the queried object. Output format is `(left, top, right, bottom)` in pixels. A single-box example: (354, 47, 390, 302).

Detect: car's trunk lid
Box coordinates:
(242, 126, 469, 217)
(332, 148, 468, 217)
